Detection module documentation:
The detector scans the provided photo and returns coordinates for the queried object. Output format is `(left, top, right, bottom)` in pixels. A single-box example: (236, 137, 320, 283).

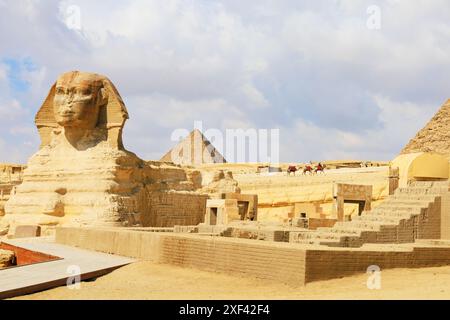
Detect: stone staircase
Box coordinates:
(290, 181, 448, 247)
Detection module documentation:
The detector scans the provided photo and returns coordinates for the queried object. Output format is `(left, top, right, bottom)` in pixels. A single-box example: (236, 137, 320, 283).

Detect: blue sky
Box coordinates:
(0, 0, 449, 164)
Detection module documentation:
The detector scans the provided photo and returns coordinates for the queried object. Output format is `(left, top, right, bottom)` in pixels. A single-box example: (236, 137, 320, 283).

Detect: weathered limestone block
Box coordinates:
(233, 168, 389, 223)
(1, 181, 22, 218)
(0, 219, 9, 236)
(204, 198, 240, 225)
(160, 129, 226, 165)
(0, 249, 14, 268)
(141, 191, 208, 227)
(0, 164, 25, 185)
(200, 170, 241, 196)
(401, 99, 450, 158)
(14, 225, 41, 239)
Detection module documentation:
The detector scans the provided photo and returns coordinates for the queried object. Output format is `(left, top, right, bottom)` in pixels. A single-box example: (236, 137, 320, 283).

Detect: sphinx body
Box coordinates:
(4, 71, 201, 234)
(5, 134, 145, 226)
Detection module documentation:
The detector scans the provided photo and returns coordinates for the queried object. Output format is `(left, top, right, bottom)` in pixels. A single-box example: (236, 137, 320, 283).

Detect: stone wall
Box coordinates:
(0, 164, 25, 217)
(223, 226, 290, 242)
(0, 164, 25, 185)
(308, 218, 337, 230)
(304, 244, 450, 283)
(234, 167, 389, 223)
(56, 227, 307, 284)
(333, 183, 372, 221)
(223, 193, 258, 221)
(159, 234, 306, 284)
(418, 196, 442, 240)
(442, 193, 450, 240)
(290, 197, 442, 247)
(204, 199, 239, 225)
(0, 184, 14, 217)
(141, 192, 208, 227)
(56, 227, 450, 285)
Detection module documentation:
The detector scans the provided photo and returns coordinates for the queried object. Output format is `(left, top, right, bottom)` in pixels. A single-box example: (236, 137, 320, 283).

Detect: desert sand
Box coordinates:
(12, 262, 450, 300)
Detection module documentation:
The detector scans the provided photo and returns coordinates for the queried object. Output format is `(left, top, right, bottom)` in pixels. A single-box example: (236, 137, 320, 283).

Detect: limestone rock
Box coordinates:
(0, 249, 14, 268)
(14, 225, 41, 238)
(0, 227, 8, 236)
(234, 167, 389, 223)
(201, 170, 241, 195)
(401, 99, 450, 158)
(160, 129, 226, 165)
(0, 164, 25, 184)
(0, 165, 25, 219)
(4, 71, 204, 231)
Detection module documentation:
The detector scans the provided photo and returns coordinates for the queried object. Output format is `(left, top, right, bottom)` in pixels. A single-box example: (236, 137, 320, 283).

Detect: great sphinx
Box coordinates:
(3, 71, 206, 235)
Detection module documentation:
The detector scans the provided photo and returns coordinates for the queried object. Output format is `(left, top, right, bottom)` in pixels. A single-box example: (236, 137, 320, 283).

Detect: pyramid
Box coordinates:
(160, 129, 226, 165)
(401, 99, 450, 159)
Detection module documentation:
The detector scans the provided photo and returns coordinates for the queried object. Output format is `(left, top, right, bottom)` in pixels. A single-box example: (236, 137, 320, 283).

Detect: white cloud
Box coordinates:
(241, 83, 269, 108)
(281, 119, 366, 162)
(122, 94, 254, 160)
(0, 99, 28, 120)
(0, 0, 449, 163)
(0, 64, 7, 82)
(280, 94, 438, 162)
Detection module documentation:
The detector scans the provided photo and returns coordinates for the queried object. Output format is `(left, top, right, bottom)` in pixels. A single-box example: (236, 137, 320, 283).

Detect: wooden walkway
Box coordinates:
(0, 237, 135, 299)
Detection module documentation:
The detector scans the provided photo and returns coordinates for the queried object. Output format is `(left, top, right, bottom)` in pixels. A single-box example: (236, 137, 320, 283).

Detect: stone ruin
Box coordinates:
(401, 99, 450, 159)
(332, 183, 372, 222)
(0, 164, 25, 219)
(201, 170, 258, 225)
(2, 71, 211, 236)
(4, 72, 450, 291)
(160, 129, 226, 165)
(200, 170, 241, 196)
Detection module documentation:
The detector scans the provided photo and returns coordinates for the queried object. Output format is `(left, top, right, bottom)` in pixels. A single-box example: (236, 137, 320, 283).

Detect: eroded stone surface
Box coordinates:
(401, 99, 450, 158)
(200, 170, 241, 196)
(0, 249, 14, 269)
(14, 225, 41, 239)
(160, 129, 226, 165)
(3, 71, 204, 234)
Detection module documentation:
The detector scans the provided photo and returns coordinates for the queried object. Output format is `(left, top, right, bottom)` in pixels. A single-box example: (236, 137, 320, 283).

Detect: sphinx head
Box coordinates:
(36, 70, 129, 150)
(53, 71, 107, 130)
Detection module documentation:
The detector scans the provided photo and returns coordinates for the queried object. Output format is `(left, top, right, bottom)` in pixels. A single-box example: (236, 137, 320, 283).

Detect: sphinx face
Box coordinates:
(53, 72, 104, 129)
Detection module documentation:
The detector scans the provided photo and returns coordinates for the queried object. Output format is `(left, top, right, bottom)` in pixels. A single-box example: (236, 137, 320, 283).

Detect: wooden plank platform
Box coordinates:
(0, 237, 135, 299)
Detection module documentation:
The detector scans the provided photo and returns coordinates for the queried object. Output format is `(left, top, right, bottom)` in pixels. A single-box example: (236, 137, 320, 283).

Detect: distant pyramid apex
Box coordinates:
(401, 99, 450, 158)
(160, 129, 226, 165)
